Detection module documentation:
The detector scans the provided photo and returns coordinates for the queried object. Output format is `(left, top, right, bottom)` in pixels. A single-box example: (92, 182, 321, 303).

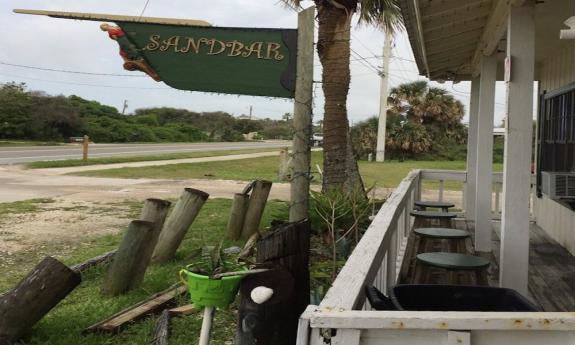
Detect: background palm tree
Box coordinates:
(281, 0, 403, 192)
(350, 81, 466, 161)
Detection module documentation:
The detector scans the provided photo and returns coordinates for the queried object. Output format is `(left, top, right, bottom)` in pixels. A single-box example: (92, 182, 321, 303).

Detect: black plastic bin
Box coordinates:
(390, 284, 540, 312)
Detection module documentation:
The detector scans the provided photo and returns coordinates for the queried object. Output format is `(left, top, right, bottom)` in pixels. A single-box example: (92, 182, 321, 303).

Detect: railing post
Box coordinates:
(386, 224, 398, 291)
(494, 183, 501, 216)
(416, 172, 422, 202)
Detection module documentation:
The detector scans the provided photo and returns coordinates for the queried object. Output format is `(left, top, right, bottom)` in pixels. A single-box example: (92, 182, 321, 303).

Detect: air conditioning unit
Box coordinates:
(541, 171, 575, 199)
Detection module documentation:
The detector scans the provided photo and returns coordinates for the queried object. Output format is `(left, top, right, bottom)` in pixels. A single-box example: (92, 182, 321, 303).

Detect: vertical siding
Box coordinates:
(536, 45, 575, 256)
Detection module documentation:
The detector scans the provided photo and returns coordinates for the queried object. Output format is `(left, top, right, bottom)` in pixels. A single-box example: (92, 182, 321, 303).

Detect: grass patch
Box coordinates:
(76, 152, 503, 191)
(0, 198, 55, 217)
(28, 148, 282, 169)
(0, 141, 63, 147)
(0, 198, 288, 345)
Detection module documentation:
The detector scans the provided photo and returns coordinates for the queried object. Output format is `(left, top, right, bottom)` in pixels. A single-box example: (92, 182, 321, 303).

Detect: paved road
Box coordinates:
(0, 141, 290, 164)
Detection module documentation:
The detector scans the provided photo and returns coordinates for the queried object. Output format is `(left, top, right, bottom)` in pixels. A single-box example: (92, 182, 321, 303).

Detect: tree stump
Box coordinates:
(227, 193, 249, 240)
(136, 198, 171, 276)
(236, 220, 310, 345)
(240, 180, 272, 240)
(0, 256, 81, 344)
(102, 220, 156, 296)
(152, 188, 209, 263)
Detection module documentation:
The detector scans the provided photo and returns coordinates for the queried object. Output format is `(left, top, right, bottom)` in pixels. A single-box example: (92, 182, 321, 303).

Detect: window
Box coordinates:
(537, 82, 575, 204)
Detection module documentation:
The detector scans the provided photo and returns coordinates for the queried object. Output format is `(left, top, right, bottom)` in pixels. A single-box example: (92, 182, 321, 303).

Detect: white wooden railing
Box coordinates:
(296, 169, 572, 345)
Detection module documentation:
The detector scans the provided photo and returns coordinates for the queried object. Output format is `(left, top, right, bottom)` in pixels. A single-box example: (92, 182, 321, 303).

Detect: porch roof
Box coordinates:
(399, 0, 575, 81)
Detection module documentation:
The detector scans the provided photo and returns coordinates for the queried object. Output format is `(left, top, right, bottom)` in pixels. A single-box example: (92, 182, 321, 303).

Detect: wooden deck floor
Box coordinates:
(462, 220, 575, 312)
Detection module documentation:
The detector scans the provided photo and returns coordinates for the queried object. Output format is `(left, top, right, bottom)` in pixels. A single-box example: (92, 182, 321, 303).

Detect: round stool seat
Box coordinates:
(416, 252, 490, 270)
(414, 228, 470, 239)
(414, 201, 454, 209)
(410, 210, 457, 219)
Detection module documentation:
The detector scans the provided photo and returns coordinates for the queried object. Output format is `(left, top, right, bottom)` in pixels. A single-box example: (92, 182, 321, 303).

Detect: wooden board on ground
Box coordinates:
(84, 284, 187, 334)
(70, 250, 116, 273)
(168, 304, 197, 316)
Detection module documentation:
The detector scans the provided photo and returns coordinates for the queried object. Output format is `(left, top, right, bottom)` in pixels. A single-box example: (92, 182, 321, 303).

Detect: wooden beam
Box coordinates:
(420, 0, 491, 18)
(427, 28, 484, 44)
(466, 77, 481, 221)
(289, 7, 314, 222)
(475, 53, 497, 253)
(421, 0, 492, 20)
(471, 0, 509, 76)
(423, 16, 487, 38)
(500, 1, 535, 297)
(426, 35, 483, 55)
(424, 17, 489, 41)
(13, 9, 211, 26)
(428, 58, 472, 72)
(423, 7, 492, 32)
(427, 48, 476, 63)
(84, 284, 187, 334)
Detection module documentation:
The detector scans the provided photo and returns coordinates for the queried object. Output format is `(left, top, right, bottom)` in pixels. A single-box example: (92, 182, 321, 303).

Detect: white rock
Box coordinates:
(250, 286, 274, 304)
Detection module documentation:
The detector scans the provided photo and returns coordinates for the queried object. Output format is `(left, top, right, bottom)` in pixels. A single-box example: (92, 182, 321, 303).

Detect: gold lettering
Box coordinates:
(160, 36, 181, 52)
(178, 37, 205, 53)
(265, 42, 284, 60)
(144, 35, 161, 51)
(242, 42, 264, 58)
(207, 39, 226, 55)
(226, 40, 245, 57)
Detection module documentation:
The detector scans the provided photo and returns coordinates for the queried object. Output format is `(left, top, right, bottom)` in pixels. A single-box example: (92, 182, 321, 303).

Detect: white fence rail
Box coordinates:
(297, 169, 571, 345)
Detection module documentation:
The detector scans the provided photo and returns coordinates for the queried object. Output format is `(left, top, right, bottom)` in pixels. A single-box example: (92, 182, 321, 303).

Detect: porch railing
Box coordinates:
(296, 169, 572, 345)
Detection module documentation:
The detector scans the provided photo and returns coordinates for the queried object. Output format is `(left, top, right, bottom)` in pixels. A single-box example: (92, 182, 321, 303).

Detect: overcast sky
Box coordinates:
(0, 0, 509, 125)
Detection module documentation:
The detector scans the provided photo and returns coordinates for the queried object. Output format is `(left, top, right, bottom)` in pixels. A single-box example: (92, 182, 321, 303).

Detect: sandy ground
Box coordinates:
(0, 151, 463, 259)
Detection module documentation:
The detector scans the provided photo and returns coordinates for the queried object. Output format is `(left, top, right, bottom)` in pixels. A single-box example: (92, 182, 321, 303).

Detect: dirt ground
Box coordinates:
(0, 157, 463, 267)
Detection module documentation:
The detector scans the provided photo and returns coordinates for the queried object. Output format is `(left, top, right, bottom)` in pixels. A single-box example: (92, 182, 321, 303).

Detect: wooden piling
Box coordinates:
(102, 220, 156, 296)
(0, 257, 81, 344)
(240, 180, 272, 240)
(227, 193, 250, 240)
(152, 188, 209, 263)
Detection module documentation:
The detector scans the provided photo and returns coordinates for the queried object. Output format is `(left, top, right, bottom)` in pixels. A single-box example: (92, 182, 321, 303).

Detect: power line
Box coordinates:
(0, 61, 145, 77)
(0, 71, 171, 90)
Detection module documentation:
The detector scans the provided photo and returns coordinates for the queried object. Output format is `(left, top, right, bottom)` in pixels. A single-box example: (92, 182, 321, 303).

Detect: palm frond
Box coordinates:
(278, 0, 304, 10)
(357, 0, 404, 34)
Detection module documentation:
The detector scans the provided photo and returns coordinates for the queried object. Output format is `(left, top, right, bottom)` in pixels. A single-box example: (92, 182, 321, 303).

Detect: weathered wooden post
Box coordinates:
(82, 134, 89, 161)
(102, 220, 156, 296)
(227, 193, 250, 240)
(236, 220, 310, 345)
(0, 257, 81, 344)
(278, 147, 291, 182)
(289, 6, 314, 222)
(240, 180, 272, 240)
(152, 188, 209, 263)
(135, 198, 171, 278)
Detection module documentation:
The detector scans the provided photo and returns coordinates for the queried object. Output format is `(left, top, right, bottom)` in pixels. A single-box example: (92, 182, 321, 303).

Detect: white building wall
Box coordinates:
(535, 45, 575, 256)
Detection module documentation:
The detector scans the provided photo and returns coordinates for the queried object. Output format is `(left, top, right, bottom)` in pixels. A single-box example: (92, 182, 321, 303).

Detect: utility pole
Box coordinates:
(376, 31, 392, 162)
(249, 105, 253, 120)
(122, 100, 128, 115)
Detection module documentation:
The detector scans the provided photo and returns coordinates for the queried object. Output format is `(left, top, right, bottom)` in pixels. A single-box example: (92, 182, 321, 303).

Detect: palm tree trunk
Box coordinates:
(317, 5, 353, 192)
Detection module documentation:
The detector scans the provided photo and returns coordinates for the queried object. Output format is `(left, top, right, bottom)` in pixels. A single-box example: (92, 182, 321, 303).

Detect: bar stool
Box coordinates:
(414, 228, 470, 254)
(410, 210, 457, 228)
(413, 252, 490, 285)
(414, 201, 454, 212)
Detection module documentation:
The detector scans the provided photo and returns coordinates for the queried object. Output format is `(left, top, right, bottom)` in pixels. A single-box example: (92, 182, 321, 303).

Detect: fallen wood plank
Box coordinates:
(168, 304, 197, 316)
(152, 310, 171, 345)
(84, 283, 188, 334)
(70, 250, 116, 273)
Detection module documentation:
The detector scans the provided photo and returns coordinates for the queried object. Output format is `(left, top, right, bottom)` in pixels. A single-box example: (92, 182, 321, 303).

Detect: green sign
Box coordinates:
(118, 23, 298, 98)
